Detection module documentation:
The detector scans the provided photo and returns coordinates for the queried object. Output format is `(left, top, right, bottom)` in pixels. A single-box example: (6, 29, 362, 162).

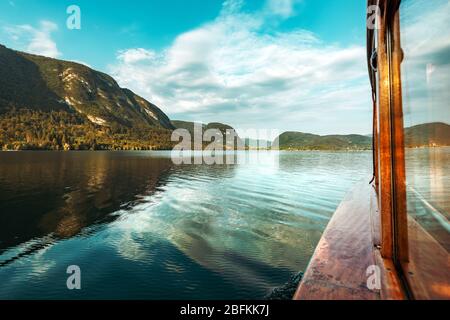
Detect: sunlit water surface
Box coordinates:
(0, 151, 372, 299)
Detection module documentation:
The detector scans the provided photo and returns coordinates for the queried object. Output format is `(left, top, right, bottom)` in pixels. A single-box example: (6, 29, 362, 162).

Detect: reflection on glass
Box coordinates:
(400, 0, 450, 251)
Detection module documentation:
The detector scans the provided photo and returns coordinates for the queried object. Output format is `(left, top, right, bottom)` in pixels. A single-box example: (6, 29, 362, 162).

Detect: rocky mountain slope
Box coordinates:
(0, 44, 173, 130)
(0, 44, 175, 150)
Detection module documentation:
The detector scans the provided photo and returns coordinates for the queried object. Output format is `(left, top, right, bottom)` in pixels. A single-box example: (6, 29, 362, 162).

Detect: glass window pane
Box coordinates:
(400, 0, 450, 251)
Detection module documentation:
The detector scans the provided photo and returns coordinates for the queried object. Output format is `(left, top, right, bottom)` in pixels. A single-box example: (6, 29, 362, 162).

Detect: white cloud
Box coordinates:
(265, 0, 300, 18)
(117, 48, 156, 64)
(109, 0, 371, 134)
(4, 20, 61, 58)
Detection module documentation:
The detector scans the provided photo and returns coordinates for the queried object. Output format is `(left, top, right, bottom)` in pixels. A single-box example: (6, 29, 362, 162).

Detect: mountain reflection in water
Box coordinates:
(0, 151, 371, 299)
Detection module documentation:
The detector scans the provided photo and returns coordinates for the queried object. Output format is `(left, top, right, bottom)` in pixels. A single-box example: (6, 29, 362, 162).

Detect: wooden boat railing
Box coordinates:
(293, 180, 405, 300)
(295, 0, 450, 300)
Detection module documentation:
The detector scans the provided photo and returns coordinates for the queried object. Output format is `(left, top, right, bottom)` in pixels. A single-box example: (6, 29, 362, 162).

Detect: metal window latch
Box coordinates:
(370, 49, 378, 72)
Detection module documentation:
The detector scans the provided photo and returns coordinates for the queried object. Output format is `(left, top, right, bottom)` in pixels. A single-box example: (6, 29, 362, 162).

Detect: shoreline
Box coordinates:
(0, 149, 374, 153)
(1, 146, 448, 153)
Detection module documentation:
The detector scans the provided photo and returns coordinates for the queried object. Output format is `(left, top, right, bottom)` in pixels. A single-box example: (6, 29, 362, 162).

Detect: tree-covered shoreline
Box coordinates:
(0, 109, 175, 151)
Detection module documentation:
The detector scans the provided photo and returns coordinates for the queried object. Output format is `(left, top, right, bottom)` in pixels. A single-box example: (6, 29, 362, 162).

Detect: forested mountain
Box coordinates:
(273, 122, 450, 151)
(172, 120, 244, 150)
(273, 132, 372, 151)
(0, 44, 174, 150)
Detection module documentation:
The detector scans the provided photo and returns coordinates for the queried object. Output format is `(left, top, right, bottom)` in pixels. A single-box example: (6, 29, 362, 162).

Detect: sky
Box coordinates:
(1, 0, 445, 137)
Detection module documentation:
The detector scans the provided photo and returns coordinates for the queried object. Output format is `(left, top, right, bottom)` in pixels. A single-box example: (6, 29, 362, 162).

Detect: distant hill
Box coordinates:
(404, 122, 450, 148)
(273, 132, 372, 151)
(273, 123, 450, 151)
(245, 138, 272, 150)
(0, 44, 174, 150)
(172, 120, 244, 150)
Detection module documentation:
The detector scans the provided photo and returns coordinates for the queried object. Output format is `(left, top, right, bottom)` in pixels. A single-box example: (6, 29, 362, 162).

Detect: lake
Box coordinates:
(0, 151, 372, 299)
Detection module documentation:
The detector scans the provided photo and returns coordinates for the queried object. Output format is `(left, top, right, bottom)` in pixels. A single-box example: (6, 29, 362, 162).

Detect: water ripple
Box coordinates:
(0, 151, 372, 299)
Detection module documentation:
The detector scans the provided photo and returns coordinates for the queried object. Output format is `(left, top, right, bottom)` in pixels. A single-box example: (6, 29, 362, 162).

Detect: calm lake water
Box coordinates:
(0, 151, 373, 299)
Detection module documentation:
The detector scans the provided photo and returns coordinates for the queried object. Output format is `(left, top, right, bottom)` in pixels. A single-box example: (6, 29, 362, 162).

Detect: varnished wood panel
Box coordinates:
(294, 179, 406, 300)
(389, 4, 409, 263)
(374, 251, 406, 300)
(402, 218, 450, 300)
(376, 0, 394, 259)
(294, 181, 382, 300)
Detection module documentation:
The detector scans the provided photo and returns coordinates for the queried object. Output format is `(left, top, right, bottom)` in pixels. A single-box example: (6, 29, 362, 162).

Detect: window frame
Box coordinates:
(371, 0, 450, 300)
(371, 0, 408, 264)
